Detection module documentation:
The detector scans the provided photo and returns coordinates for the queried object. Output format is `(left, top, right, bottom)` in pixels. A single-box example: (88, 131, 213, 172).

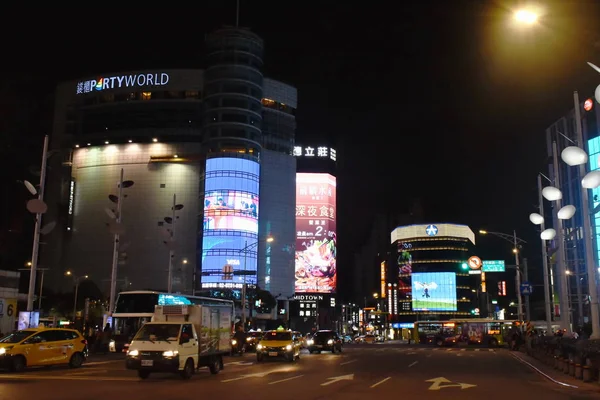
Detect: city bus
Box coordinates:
(412, 319, 517, 347)
(110, 291, 234, 352)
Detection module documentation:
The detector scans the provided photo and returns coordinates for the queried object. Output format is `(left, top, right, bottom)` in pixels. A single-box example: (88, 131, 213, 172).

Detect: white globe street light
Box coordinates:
(542, 186, 562, 201)
(540, 229, 557, 241)
(582, 170, 600, 189)
(529, 213, 544, 225)
(557, 205, 576, 220)
(561, 146, 589, 166)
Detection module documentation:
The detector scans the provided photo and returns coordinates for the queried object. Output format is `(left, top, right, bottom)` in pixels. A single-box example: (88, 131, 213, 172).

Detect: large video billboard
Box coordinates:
(295, 173, 337, 293)
(411, 272, 457, 311)
(201, 157, 260, 289)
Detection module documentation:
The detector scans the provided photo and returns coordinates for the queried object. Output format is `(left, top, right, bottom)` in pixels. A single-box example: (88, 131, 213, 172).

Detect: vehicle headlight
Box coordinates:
(327, 339, 334, 345)
(307, 339, 314, 345)
(231, 339, 237, 345)
(246, 337, 252, 341)
(109, 340, 115, 345)
(257, 344, 263, 350)
(285, 344, 292, 351)
(163, 350, 178, 357)
(127, 349, 139, 357)
(0, 347, 11, 355)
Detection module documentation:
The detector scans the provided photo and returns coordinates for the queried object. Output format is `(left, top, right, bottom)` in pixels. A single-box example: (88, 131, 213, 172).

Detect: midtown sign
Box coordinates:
(76, 72, 170, 94)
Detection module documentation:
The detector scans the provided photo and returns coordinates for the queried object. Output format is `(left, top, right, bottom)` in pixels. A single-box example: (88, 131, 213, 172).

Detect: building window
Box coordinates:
(141, 92, 152, 100)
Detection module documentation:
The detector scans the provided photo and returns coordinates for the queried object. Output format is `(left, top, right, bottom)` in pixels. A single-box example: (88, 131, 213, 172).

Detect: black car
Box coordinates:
(245, 332, 263, 352)
(307, 330, 343, 354)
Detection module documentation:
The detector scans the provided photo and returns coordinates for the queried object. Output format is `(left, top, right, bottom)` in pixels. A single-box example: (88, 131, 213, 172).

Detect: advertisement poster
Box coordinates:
(397, 243, 413, 296)
(201, 157, 260, 288)
(295, 173, 337, 293)
(411, 272, 457, 311)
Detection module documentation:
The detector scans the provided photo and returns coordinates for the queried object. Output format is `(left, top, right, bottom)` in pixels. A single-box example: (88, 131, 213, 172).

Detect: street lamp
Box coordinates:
(66, 271, 88, 322)
(105, 169, 134, 323)
(514, 9, 538, 25)
(239, 235, 274, 327)
(557, 90, 600, 339)
(163, 194, 184, 293)
(478, 230, 526, 323)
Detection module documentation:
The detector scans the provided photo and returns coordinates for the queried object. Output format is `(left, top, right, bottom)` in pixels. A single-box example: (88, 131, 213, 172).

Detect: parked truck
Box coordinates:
(125, 303, 233, 379)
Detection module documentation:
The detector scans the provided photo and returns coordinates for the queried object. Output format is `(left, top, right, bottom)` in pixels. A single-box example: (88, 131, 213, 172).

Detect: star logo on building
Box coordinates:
(425, 225, 438, 236)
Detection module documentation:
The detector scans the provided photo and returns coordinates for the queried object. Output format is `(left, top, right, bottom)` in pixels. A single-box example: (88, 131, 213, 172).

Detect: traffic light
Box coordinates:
(461, 263, 469, 270)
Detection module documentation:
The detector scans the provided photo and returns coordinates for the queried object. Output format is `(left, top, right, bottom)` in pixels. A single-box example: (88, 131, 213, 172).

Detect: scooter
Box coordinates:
(230, 338, 246, 356)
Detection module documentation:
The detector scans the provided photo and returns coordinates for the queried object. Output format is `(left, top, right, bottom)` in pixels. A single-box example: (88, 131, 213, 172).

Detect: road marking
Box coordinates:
(85, 361, 121, 366)
(370, 377, 391, 388)
(418, 348, 425, 351)
(0, 374, 136, 382)
(488, 349, 494, 352)
(509, 353, 578, 389)
(321, 374, 354, 386)
(268, 375, 304, 385)
(456, 353, 462, 357)
(224, 361, 254, 366)
(66, 369, 108, 376)
(475, 349, 480, 352)
(376, 349, 385, 352)
(407, 352, 417, 355)
(446, 349, 452, 352)
(340, 359, 357, 366)
(221, 369, 286, 383)
(408, 361, 418, 368)
(432, 348, 439, 351)
(426, 377, 476, 391)
(460, 349, 466, 351)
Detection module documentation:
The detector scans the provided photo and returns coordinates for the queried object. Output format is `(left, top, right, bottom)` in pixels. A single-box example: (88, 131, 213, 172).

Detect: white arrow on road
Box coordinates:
(221, 369, 286, 383)
(426, 377, 476, 391)
(225, 361, 254, 366)
(321, 374, 354, 386)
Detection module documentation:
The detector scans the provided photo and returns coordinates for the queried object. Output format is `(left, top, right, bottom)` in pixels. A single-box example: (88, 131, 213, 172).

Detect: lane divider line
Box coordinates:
(268, 375, 304, 385)
(509, 352, 578, 389)
(340, 359, 357, 366)
(408, 361, 418, 368)
(370, 377, 391, 388)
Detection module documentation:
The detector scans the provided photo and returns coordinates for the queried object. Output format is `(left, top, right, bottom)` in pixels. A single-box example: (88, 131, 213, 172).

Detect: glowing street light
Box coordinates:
(514, 9, 538, 24)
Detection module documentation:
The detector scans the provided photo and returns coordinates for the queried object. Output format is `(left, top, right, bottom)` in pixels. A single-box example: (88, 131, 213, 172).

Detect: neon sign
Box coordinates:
(76, 73, 170, 94)
(293, 146, 336, 161)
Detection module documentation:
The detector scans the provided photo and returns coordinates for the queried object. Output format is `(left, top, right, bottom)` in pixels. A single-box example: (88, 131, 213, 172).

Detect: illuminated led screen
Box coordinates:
(201, 157, 260, 289)
(295, 173, 337, 293)
(411, 272, 457, 311)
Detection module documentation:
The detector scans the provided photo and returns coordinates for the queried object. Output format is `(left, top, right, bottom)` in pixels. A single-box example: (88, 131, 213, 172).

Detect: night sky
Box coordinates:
(1, 1, 600, 299)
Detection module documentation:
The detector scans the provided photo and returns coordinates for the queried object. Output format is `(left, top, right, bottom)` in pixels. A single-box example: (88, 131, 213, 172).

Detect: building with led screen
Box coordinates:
(289, 144, 337, 331)
(42, 27, 297, 317)
(544, 94, 599, 326)
(386, 223, 478, 322)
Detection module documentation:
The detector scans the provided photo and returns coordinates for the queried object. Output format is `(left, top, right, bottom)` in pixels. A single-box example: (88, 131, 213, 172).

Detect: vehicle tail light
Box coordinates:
(81, 340, 88, 345)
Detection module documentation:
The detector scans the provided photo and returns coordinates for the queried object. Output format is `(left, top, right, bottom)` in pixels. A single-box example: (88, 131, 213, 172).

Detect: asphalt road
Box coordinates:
(0, 344, 598, 400)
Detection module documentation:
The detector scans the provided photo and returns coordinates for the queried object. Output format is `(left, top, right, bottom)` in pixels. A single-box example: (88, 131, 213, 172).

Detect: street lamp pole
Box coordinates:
(27, 135, 49, 312)
(573, 90, 600, 339)
(537, 174, 554, 335)
(167, 194, 176, 293)
(108, 168, 124, 319)
(242, 240, 248, 327)
(513, 230, 524, 323)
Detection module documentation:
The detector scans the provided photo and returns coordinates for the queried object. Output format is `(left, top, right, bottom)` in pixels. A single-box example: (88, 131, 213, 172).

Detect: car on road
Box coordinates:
(0, 327, 88, 372)
(307, 330, 343, 354)
(256, 329, 301, 362)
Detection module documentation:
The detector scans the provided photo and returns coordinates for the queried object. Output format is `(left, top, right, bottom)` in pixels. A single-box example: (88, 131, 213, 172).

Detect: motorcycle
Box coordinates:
(230, 338, 246, 356)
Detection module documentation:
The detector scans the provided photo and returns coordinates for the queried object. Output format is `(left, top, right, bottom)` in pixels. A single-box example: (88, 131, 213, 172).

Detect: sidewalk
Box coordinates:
(512, 350, 600, 395)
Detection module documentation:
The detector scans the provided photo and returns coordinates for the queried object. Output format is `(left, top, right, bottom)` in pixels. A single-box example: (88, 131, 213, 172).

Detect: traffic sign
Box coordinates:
(467, 256, 482, 270)
(520, 282, 533, 295)
(482, 260, 505, 272)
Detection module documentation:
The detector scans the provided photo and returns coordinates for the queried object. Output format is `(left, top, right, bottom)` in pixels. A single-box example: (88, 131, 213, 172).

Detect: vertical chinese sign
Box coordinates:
(295, 173, 337, 293)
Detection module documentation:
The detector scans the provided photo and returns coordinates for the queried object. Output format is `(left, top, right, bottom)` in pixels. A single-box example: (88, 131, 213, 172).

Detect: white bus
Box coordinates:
(110, 291, 234, 352)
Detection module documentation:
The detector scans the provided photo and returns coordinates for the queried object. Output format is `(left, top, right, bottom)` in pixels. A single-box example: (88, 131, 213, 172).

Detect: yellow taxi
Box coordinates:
(0, 328, 88, 372)
(256, 328, 301, 362)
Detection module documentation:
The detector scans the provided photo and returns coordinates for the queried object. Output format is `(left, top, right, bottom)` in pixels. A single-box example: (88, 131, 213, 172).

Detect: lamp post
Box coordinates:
(164, 194, 184, 293)
(559, 90, 600, 338)
(66, 271, 88, 322)
(479, 230, 526, 322)
(106, 169, 134, 323)
(239, 236, 274, 327)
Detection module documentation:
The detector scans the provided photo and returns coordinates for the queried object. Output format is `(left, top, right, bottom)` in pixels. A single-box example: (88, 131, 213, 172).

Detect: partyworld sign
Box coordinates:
(76, 72, 170, 95)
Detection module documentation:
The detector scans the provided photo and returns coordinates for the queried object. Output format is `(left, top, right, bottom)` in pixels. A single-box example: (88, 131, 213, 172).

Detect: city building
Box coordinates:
(386, 223, 480, 327)
(42, 27, 297, 319)
(289, 143, 338, 332)
(545, 94, 600, 327)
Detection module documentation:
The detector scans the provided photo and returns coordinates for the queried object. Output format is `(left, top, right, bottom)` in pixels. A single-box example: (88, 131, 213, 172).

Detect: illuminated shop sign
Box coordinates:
(68, 180, 75, 215)
(76, 72, 170, 94)
(293, 146, 336, 161)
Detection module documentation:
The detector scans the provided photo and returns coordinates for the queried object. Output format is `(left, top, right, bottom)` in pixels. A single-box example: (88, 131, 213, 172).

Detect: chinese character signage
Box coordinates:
(482, 260, 505, 272)
(295, 173, 337, 293)
(293, 146, 337, 161)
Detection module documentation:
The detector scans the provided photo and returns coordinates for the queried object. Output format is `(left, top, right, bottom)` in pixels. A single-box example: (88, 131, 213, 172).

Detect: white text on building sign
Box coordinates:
(293, 146, 336, 161)
(76, 73, 170, 94)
